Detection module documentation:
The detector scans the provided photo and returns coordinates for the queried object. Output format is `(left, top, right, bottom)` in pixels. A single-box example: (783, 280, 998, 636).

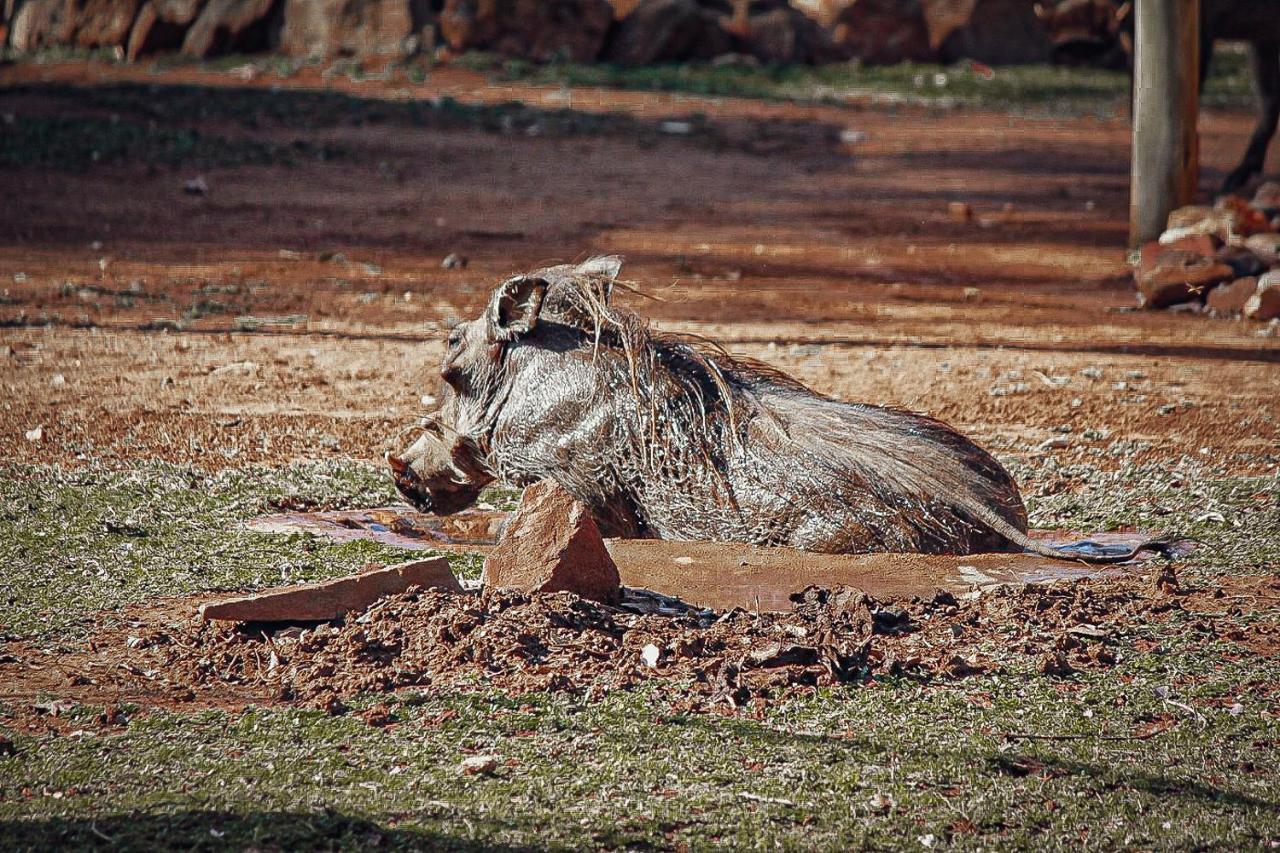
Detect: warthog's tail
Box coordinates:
(960, 498, 1180, 564)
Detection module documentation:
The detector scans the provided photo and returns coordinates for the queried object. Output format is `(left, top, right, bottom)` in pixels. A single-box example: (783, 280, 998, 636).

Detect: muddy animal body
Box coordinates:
(1038, 0, 1280, 192)
(391, 258, 1043, 556)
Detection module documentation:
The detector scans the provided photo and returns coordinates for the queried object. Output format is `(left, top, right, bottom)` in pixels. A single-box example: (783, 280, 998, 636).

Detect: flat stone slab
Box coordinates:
(199, 557, 462, 623)
(240, 508, 1181, 612)
(604, 539, 1148, 612)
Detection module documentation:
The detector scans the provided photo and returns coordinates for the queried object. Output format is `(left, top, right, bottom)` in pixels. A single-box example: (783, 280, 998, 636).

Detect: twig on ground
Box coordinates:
(1002, 729, 1166, 742)
(739, 792, 797, 807)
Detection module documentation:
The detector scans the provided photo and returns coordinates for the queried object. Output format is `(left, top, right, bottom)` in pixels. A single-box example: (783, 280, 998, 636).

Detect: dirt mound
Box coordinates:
(133, 567, 1190, 712)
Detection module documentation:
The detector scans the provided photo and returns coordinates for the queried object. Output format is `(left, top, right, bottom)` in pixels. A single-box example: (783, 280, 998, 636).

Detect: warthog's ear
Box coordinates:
(573, 256, 623, 303)
(488, 276, 548, 340)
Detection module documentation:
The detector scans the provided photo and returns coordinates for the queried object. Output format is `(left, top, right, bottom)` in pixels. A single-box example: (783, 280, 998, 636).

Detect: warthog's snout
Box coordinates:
(388, 423, 494, 516)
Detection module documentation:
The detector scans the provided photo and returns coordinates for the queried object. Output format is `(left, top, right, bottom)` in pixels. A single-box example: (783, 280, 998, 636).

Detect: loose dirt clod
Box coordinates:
(134, 567, 1204, 712)
(198, 557, 462, 622)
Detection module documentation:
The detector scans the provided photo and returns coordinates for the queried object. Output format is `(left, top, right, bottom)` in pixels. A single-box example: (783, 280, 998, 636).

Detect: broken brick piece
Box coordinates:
(1206, 277, 1259, 316)
(482, 479, 621, 604)
(198, 557, 462, 622)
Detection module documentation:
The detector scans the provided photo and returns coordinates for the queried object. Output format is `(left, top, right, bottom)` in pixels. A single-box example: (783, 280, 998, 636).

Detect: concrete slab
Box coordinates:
(199, 557, 462, 622)
(605, 539, 1130, 612)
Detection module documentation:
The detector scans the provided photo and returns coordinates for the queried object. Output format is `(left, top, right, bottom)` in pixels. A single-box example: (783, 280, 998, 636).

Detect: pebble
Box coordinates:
(459, 755, 501, 776)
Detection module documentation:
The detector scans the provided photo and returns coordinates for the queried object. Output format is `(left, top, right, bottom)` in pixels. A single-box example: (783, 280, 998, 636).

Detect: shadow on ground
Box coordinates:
(0, 810, 522, 851)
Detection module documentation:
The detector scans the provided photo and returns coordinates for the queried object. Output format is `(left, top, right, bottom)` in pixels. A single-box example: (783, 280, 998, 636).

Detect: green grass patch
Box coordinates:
(480, 42, 1258, 115)
(1, 670, 1277, 849)
(1012, 458, 1280, 577)
(0, 461, 480, 640)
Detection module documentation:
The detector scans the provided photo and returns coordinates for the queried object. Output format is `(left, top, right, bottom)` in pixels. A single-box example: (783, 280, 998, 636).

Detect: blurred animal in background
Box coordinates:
(1036, 0, 1280, 192)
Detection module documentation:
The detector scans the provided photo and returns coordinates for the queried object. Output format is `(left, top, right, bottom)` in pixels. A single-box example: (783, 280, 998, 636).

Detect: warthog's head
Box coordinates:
(388, 257, 622, 515)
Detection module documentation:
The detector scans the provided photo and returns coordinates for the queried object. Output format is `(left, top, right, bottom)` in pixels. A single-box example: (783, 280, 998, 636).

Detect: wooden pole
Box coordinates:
(1129, 0, 1200, 246)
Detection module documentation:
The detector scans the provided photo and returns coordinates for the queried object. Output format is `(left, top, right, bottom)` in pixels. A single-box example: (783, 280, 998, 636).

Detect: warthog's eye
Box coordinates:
(447, 328, 463, 348)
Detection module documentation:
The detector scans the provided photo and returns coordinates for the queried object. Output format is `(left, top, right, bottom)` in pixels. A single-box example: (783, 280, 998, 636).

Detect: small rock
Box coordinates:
(1039, 436, 1071, 450)
(1252, 181, 1280, 215)
(1135, 247, 1233, 308)
(1165, 201, 1246, 241)
(1206, 277, 1259, 316)
(482, 480, 621, 605)
(459, 755, 500, 776)
(24, 425, 42, 442)
(1215, 194, 1273, 236)
(1244, 272, 1280, 321)
(441, 253, 468, 270)
(1067, 624, 1109, 642)
(1039, 651, 1074, 677)
(50, 374, 66, 387)
(183, 176, 209, 196)
(210, 361, 259, 376)
(660, 120, 693, 135)
(1218, 248, 1267, 278)
(1156, 231, 1219, 256)
(1244, 232, 1280, 265)
(1165, 204, 1216, 231)
(641, 643, 660, 668)
(948, 201, 975, 223)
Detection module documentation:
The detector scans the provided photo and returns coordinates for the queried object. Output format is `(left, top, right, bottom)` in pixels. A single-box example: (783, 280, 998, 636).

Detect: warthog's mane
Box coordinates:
(539, 266, 793, 448)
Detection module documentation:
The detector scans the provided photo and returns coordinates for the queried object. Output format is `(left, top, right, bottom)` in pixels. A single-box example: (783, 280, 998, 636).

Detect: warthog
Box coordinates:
(391, 258, 1168, 561)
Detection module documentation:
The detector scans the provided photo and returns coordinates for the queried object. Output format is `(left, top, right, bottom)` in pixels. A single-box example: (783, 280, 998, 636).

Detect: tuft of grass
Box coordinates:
(1010, 457, 1280, 577)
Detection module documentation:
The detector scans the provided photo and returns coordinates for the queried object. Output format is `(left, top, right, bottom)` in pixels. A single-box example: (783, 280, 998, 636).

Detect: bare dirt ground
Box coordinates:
(1, 61, 1277, 476)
